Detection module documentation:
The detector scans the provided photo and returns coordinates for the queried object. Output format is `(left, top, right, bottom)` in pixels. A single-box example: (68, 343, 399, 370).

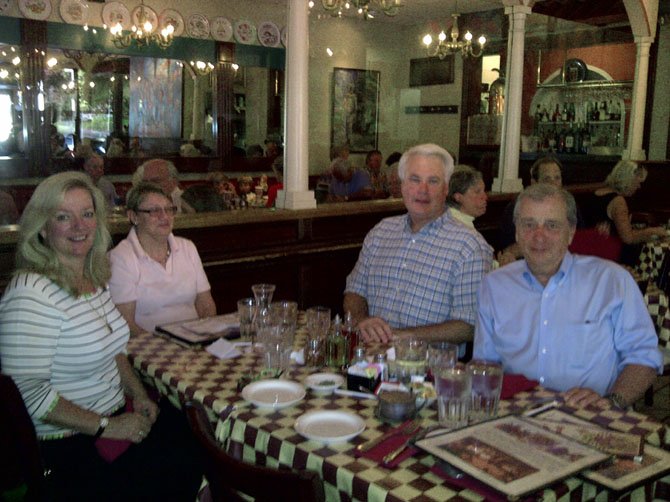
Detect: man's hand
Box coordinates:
(562, 387, 609, 408)
(358, 316, 394, 343)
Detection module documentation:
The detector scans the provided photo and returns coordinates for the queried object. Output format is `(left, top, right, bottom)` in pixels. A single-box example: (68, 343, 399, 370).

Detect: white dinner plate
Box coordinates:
(241, 380, 305, 409)
(187, 13, 210, 39)
(304, 373, 345, 394)
(295, 410, 365, 444)
(210, 16, 233, 42)
(102, 1, 131, 30)
(18, 0, 51, 20)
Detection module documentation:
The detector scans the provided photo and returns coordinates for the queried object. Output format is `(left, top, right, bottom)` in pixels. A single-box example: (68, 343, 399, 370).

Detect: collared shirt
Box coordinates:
(449, 207, 476, 229)
(329, 169, 372, 197)
(474, 253, 662, 395)
(108, 227, 211, 333)
(346, 210, 492, 329)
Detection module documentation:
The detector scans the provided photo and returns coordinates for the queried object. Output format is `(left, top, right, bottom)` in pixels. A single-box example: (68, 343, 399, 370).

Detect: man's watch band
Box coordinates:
(605, 392, 627, 409)
(94, 416, 109, 438)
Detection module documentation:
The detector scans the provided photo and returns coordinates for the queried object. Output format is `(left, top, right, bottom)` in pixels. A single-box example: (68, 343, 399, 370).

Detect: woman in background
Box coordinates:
(0, 172, 201, 500)
(447, 165, 488, 229)
(109, 182, 216, 334)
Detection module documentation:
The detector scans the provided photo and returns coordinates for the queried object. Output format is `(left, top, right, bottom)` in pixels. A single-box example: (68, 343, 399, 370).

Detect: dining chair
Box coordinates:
(183, 401, 325, 502)
(0, 373, 45, 501)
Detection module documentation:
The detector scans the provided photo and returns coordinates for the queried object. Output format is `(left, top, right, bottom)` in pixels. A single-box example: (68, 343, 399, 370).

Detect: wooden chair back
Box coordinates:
(184, 401, 325, 502)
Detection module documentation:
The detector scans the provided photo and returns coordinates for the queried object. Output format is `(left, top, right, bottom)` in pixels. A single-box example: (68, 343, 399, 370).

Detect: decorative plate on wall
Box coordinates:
(186, 13, 210, 39)
(210, 16, 233, 42)
(102, 1, 131, 30)
(59, 0, 88, 25)
(131, 5, 158, 31)
(281, 26, 287, 47)
(234, 19, 256, 45)
(18, 0, 52, 20)
(158, 8, 184, 37)
(0, 0, 13, 14)
(257, 21, 280, 48)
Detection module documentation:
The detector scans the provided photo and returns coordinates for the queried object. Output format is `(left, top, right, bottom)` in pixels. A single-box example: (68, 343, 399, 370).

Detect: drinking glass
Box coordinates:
(306, 306, 331, 340)
(251, 283, 276, 348)
(466, 359, 503, 422)
(390, 336, 427, 384)
(434, 363, 471, 429)
(270, 300, 298, 347)
(237, 298, 256, 345)
(304, 337, 325, 368)
(426, 341, 458, 374)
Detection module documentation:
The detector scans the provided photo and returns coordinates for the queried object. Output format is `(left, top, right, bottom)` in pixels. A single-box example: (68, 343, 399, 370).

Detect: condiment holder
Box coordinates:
(376, 390, 416, 422)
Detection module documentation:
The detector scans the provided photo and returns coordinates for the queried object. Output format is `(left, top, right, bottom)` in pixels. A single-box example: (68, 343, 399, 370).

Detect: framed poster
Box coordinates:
(409, 56, 454, 87)
(331, 67, 379, 153)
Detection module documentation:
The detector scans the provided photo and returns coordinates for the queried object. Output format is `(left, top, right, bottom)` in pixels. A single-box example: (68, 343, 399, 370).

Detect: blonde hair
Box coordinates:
(605, 159, 647, 194)
(16, 172, 111, 295)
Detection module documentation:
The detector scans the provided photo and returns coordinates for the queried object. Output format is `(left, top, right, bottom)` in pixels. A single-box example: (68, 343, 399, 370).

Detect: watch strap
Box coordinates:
(94, 416, 109, 438)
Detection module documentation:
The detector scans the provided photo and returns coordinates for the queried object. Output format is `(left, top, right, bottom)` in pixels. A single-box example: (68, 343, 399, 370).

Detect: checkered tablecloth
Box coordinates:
(127, 324, 670, 502)
(636, 239, 670, 282)
(646, 284, 670, 352)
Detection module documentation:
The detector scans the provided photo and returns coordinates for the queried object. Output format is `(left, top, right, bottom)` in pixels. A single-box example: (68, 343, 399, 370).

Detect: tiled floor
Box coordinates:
(634, 375, 670, 424)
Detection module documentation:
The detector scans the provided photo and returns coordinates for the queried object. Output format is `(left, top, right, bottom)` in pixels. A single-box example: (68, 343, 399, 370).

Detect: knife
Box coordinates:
(382, 425, 443, 465)
(355, 418, 421, 453)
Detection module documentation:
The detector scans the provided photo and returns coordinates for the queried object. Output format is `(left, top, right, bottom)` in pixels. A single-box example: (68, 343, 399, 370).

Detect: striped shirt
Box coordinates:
(345, 210, 492, 328)
(0, 272, 129, 439)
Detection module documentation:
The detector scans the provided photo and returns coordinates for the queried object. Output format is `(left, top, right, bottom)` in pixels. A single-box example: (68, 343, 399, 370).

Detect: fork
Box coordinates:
(356, 418, 422, 453)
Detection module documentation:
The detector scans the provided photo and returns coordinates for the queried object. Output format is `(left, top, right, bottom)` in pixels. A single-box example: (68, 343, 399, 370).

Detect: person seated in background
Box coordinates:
(128, 136, 143, 157)
(344, 144, 492, 350)
(179, 142, 201, 157)
(326, 158, 373, 202)
(364, 149, 389, 199)
(0, 189, 19, 224)
(581, 160, 665, 265)
(181, 184, 227, 212)
(83, 154, 118, 209)
(498, 155, 566, 266)
(106, 137, 125, 158)
(50, 133, 71, 158)
(238, 175, 255, 205)
(0, 172, 202, 501)
(475, 183, 662, 409)
(246, 144, 264, 158)
(383, 151, 403, 198)
(447, 165, 488, 229)
(208, 171, 238, 197)
(74, 141, 95, 160)
(330, 144, 350, 161)
(264, 139, 280, 160)
(108, 182, 216, 335)
(131, 158, 195, 213)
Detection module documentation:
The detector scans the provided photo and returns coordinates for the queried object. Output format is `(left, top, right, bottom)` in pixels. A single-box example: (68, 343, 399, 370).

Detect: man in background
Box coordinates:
(132, 159, 195, 213)
(84, 154, 118, 209)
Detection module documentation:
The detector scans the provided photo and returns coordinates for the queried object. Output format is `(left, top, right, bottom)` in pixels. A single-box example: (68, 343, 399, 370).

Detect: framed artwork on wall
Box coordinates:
(409, 56, 454, 87)
(331, 67, 380, 153)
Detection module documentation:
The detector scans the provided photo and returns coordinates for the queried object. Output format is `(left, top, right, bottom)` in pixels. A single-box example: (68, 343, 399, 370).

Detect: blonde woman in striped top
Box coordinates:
(0, 172, 201, 501)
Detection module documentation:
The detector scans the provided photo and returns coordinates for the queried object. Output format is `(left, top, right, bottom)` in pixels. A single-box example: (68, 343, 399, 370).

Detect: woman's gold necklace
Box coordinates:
(84, 289, 112, 335)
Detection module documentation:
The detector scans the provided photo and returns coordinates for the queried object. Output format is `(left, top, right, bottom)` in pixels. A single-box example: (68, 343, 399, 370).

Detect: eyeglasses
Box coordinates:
(135, 206, 178, 217)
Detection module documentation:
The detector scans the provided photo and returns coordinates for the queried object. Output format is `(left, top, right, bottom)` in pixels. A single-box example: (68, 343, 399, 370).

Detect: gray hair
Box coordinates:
(330, 157, 351, 176)
(132, 158, 180, 187)
(605, 159, 647, 194)
(83, 154, 103, 172)
(397, 144, 454, 182)
(447, 165, 483, 208)
(125, 182, 170, 212)
(16, 172, 111, 295)
(513, 183, 577, 228)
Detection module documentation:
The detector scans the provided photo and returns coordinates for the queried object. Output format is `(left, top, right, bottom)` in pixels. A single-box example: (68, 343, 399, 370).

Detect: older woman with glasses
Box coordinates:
(108, 182, 216, 335)
(0, 172, 202, 500)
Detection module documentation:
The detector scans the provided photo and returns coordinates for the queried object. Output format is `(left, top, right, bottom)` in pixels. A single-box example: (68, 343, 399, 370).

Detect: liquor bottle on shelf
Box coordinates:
(564, 123, 575, 153)
(552, 103, 561, 122)
(581, 124, 591, 154)
(561, 103, 568, 122)
(598, 101, 608, 121)
(591, 101, 600, 121)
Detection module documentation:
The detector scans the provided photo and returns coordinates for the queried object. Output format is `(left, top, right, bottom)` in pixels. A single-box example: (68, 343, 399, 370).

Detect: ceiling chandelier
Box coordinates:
(314, 0, 402, 20)
(422, 10, 486, 59)
(109, 1, 174, 50)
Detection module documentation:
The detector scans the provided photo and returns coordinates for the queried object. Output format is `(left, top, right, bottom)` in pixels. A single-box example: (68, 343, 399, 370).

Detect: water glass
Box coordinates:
(434, 363, 471, 429)
(306, 306, 331, 339)
(390, 336, 427, 384)
(305, 337, 325, 368)
(270, 300, 298, 346)
(237, 298, 256, 343)
(467, 359, 503, 422)
(264, 341, 293, 374)
(426, 341, 458, 372)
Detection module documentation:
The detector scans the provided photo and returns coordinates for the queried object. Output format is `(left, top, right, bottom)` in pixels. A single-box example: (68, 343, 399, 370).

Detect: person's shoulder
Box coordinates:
(571, 253, 629, 277)
(171, 234, 199, 254)
(3, 272, 64, 302)
(440, 214, 491, 250)
(109, 236, 134, 256)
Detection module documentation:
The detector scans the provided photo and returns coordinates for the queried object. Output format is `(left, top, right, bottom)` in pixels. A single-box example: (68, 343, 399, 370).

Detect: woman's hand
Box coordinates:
(103, 412, 153, 443)
(133, 395, 159, 424)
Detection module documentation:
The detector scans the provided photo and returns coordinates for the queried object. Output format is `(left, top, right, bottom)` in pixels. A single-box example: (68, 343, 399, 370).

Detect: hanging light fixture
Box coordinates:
(109, 1, 174, 50)
(188, 60, 215, 76)
(422, 7, 486, 59)
(314, 0, 402, 20)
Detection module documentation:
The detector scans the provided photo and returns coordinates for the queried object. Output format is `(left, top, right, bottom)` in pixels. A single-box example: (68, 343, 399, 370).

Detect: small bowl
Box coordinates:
(377, 390, 416, 422)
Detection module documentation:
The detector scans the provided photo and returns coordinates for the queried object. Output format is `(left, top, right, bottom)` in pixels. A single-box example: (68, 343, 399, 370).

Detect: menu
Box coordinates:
(155, 313, 240, 345)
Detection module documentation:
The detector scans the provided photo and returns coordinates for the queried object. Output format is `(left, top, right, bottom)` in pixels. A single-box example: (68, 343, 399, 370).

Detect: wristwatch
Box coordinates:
(95, 416, 109, 438)
(605, 392, 627, 409)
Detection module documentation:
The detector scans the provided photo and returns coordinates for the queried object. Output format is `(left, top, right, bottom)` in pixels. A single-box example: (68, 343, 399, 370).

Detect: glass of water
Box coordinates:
(237, 298, 256, 347)
(434, 362, 471, 429)
(466, 359, 503, 422)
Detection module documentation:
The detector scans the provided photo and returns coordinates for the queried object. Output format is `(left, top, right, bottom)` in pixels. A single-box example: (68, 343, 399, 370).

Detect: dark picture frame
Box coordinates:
(331, 67, 380, 153)
(409, 56, 454, 87)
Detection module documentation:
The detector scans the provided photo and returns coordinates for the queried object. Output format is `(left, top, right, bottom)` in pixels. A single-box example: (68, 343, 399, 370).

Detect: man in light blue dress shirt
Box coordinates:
(345, 144, 492, 346)
(474, 183, 662, 409)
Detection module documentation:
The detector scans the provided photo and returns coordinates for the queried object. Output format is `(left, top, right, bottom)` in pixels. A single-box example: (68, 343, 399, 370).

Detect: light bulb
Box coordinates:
(422, 34, 432, 47)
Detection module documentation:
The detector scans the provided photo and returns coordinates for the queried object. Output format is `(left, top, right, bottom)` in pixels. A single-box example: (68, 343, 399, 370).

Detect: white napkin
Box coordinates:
(386, 347, 396, 361)
(206, 338, 242, 359)
(290, 348, 305, 365)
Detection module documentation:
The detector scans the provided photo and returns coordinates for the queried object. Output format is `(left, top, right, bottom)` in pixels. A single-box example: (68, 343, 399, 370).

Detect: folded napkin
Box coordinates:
(430, 465, 508, 502)
(206, 338, 242, 359)
(501, 373, 539, 400)
(95, 400, 133, 463)
(290, 348, 305, 365)
(355, 420, 420, 468)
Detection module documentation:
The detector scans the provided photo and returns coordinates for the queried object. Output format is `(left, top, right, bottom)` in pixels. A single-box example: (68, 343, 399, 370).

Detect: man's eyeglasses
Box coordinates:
(136, 206, 178, 217)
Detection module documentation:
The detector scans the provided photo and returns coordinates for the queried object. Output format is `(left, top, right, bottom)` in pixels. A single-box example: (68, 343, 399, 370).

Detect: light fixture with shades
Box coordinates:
(422, 5, 486, 59)
(188, 60, 215, 76)
(109, 1, 174, 50)
(312, 0, 402, 20)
